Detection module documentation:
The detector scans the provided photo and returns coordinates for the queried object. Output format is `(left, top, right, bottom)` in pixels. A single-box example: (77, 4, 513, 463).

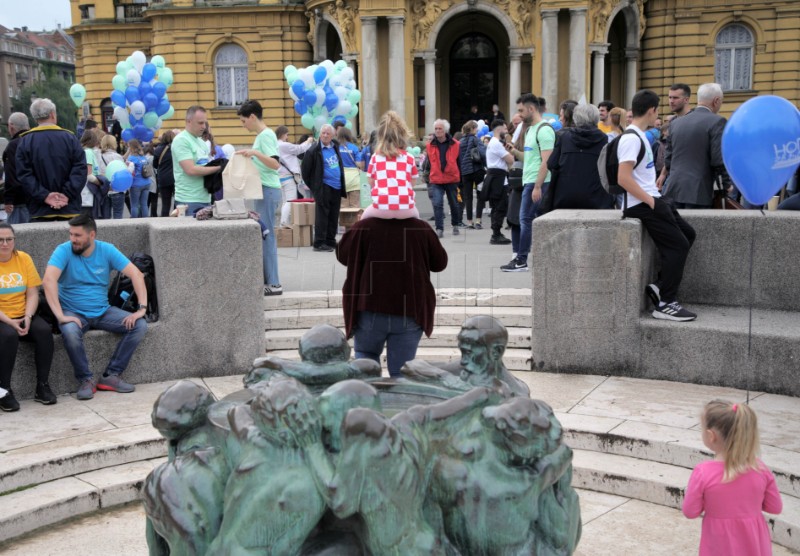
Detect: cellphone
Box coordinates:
(20, 319, 26, 330)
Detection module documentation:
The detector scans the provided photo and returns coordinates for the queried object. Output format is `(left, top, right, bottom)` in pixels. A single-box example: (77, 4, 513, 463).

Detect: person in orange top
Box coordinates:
(0, 223, 57, 411)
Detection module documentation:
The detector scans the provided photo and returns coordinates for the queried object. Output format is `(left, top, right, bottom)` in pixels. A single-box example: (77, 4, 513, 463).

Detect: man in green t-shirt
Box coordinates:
(171, 106, 222, 216)
(236, 100, 283, 297)
(501, 94, 555, 273)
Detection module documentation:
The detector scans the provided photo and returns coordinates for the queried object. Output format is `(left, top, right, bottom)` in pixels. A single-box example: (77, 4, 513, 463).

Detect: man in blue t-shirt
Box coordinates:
(42, 215, 149, 400)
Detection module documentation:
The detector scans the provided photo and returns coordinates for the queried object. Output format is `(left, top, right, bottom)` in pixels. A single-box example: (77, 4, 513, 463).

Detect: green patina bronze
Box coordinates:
(143, 317, 581, 555)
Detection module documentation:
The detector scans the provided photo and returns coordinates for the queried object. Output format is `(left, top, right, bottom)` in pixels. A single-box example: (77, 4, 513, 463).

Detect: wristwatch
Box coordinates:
(136, 304, 147, 311)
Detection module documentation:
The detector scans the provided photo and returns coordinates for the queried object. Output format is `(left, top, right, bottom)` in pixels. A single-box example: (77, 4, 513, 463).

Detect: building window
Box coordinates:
(715, 24, 753, 91)
(215, 44, 248, 107)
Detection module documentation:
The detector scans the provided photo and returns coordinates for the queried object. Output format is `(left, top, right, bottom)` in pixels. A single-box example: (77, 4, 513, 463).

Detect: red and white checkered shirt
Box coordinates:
(367, 152, 417, 210)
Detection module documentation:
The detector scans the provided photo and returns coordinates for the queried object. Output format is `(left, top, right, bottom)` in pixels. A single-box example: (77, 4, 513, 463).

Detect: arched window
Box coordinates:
(215, 44, 248, 107)
(715, 24, 754, 91)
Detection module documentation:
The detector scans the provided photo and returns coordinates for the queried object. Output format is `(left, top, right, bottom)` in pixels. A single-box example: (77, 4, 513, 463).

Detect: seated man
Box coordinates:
(42, 214, 148, 400)
(402, 315, 529, 397)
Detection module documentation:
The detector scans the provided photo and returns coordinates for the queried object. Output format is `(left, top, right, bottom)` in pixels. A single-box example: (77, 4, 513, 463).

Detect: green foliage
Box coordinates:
(10, 76, 79, 134)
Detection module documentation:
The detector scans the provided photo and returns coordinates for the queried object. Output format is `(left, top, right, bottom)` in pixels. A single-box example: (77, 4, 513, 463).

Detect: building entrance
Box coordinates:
(449, 33, 498, 129)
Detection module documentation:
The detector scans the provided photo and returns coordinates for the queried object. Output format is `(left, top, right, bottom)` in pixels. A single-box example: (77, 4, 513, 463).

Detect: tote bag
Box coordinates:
(222, 155, 263, 200)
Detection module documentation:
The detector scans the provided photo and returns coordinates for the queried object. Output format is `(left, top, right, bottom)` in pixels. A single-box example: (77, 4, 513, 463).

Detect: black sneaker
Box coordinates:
(652, 301, 697, 322)
(0, 389, 20, 412)
(312, 245, 334, 252)
(500, 257, 528, 272)
(490, 234, 512, 245)
(264, 284, 283, 296)
(35, 382, 57, 405)
(645, 283, 661, 307)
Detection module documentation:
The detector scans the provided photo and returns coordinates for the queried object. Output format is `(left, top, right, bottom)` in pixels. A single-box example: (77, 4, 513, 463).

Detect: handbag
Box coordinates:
(469, 136, 483, 166)
(222, 155, 263, 200)
(212, 198, 249, 219)
(142, 159, 154, 179)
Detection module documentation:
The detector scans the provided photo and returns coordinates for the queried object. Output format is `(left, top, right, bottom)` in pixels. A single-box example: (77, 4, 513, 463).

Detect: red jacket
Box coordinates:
(426, 136, 460, 184)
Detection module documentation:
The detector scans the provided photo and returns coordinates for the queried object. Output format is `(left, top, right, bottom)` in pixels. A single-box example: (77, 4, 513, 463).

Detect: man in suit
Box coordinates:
(662, 83, 730, 208)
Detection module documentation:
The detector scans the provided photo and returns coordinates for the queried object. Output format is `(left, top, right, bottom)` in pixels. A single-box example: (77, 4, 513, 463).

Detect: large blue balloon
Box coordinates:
(722, 95, 800, 205)
(141, 63, 157, 82)
(291, 80, 306, 98)
(152, 81, 167, 100)
(143, 93, 159, 111)
(143, 129, 154, 143)
(325, 93, 339, 112)
(125, 86, 140, 105)
(294, 100, 307, 116)
(133, 124, 149, 140)
(156, 98, 171, 117)
(303, 90, 317, 108)
(121, 128, 134, 143)
(138, 81, 152, 98)
(111, 90, 126, 108)
(333, 115, 347, 125)
(313, 66, 327, 84)
(111, 170, 133, 192)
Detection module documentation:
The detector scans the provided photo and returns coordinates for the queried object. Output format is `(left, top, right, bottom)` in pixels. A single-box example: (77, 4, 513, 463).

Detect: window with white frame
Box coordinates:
(215, 44, 248, 107)
(715, 24, 754, 91)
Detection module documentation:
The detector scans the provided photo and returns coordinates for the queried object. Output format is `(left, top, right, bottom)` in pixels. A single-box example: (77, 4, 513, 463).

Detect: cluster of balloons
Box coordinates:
(408, 146, 421, 157)
(722, 95, 800, 205)
(69, 83, 87, 108)
(109, 51, 176, 144)
(285, 60, 361, 133)
(474, 120, 492, 140)
(104, 159, 133, 193)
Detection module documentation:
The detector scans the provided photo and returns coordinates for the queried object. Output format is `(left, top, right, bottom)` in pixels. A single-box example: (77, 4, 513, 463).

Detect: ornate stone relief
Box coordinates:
(328, 0, 359, 52)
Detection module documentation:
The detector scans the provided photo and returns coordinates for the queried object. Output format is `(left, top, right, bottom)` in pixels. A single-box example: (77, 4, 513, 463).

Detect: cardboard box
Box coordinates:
(290, 201, 316, 226)
(275, 227, 293, 248)
(339, 208, 363, 229)
(292, 225, 313, 247)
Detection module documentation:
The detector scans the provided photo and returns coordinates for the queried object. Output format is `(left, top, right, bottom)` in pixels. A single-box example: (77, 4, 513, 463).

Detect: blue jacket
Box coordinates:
(458, 133, 486, 176)
(15, 125, 86, 218)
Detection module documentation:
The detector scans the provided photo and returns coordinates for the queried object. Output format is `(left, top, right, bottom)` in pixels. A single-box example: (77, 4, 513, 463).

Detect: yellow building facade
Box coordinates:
(69, 0, 800, 144)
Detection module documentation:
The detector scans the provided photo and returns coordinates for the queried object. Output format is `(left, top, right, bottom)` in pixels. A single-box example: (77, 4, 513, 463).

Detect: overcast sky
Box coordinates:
(2, 0, 72, 31)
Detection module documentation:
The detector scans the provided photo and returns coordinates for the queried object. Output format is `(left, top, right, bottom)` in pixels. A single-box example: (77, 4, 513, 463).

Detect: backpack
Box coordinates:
(597, 129, 646, 210)
(108, 252, 159, 323)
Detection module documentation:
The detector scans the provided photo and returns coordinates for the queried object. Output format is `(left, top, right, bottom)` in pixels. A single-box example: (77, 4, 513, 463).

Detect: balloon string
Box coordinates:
(746, 218, 757, 405)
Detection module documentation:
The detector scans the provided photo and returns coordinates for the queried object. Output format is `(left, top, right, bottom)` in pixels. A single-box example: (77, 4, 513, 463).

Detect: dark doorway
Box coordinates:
(449, 33, 498, 130)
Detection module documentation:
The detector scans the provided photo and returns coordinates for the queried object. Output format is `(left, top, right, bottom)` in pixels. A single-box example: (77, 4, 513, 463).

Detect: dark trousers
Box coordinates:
(489, 193, 508, 234)
(314, 184, 342, 247)
(0, 316, 54, 388)
(159, 187, 174, 217)
(460, 171, 482, 222)
(483, 170, 508, 235)
(624, 201, 696, 304)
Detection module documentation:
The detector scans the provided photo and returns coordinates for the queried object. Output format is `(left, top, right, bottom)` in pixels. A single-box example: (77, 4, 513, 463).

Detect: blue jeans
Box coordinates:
(176, 201, 211, 217)
(59, 306, 148, 382)
(354, 310, 423, 377)
(109, 193, 125, 219)
(429, 183, 461, 231)
(259, 186, 281, 286)
(517, 181, 549, 261)
(129, 185, 149, 218)
(8, 205, 30, 224)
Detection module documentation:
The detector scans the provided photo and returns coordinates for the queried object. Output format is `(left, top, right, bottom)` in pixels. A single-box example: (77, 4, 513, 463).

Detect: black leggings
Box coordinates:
(460, 171, 483, 222)
(0, 316, 54, 388)
(159, 187, 174, 217)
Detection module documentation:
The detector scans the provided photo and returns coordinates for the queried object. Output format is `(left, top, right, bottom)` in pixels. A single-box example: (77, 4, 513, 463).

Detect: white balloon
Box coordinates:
(222, 144, 235, 159)
(328, 76, 341, 89)
(289, 89, 299, 102)
(315, 88, 325, 107)
(335, 86, 349, 100)
(477, 119, 485, 127)
(300, 69, 316, 90)
(321, 60, 335, 74)
(113, 106, 130, 126)
(126, 69, 141, 87)
(340, 67, 354, 81)
(130, 100, 146, 119)
(314, 115, 328, 130)
(335, 100, 351, 116)
(131, 50, 146, 73)
(346, 79, 356, 90)
(154, 118, 163, 130)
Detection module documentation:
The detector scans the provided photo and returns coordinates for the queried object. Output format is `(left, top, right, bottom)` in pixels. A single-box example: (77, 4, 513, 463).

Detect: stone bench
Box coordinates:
(532, 210, 800, 397)
(8, 218, 265, 399)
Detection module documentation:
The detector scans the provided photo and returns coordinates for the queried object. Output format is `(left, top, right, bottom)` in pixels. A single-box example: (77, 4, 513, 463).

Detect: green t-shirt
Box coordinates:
(522, 121, 555, 185)
(85, 148, 99, 176)
(172, 130, 211, 203)
(253, 127, 280, 189)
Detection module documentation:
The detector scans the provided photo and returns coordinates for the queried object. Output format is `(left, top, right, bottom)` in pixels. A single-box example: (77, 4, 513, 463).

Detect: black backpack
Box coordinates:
(108, 252, 159, 323)
(597, 129, 646, 201)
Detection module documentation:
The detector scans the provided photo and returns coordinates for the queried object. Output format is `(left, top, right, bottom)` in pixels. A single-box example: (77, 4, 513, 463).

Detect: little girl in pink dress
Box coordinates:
(682, 400, 783, 555)
(361, 111, 420, 221)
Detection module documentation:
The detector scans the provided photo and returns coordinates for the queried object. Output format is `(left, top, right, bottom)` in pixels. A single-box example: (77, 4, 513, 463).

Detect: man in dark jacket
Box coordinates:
(301, 124, 346, 252)
(15, 98, 85, 221)
(2, 112, 32, 224)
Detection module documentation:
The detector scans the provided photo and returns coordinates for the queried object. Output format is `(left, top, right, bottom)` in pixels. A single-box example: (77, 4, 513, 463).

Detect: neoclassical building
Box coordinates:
(69, 0, 800, 143)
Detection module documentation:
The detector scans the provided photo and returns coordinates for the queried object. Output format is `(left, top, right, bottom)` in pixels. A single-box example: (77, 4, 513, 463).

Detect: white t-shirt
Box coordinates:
(486, 137, 510, 170)
(617, 125, 660, 209)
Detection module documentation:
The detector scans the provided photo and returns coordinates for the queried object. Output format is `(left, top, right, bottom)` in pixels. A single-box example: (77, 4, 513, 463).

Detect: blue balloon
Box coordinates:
(313, 66, 327, 84)
(333, 115, 347, 125)
(111, 90, 126, 108)
(303, 90, 317, 108)
(141, 63, 157, 82)
(125, 86, 140, 105)
(143, 93, 159, 111)
(291, 80, 306, 97)
(143, 129, 154, 143)
(138, 81, 152, 98)
(294, 100, 307, 116)
(121, 128, 134, 143)
(323, 84, 334, 95)
(152, 81, 167, 99)
(129, 116, 141, 127)
(325, 93, 339, 112)
(156, 98, 171, 116)
(133, 124, 148, 140)
(111, 170, 133, 192)
(722, 95, 800, 205)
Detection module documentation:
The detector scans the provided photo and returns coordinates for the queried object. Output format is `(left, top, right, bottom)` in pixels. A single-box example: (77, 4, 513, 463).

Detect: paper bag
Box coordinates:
(223, 155, 263, 200)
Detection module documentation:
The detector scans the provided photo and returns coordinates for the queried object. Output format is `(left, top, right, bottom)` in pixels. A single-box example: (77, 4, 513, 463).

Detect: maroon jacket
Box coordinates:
(336, 217, 448, 338)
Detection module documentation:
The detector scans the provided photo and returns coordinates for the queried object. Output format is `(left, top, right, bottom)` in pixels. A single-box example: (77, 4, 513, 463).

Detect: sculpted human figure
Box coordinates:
(402, 315, 530, 397)
(143, 380, 229, 556)
(317, 379, 382, 453)
(207, 377, 326, 556)
(245, 324, 380, 388)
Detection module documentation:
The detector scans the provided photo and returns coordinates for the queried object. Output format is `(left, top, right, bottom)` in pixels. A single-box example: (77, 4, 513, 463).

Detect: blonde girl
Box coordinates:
(682, 400, 782, 555)
(362, 111, 420, 220)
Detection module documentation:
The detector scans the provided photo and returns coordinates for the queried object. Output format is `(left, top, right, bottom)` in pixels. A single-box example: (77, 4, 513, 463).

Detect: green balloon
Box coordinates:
(143, 111, 159, 128)
(104, 159, 127, 180)
(348, 89, 361, 105)
(301, 113, 314, 129)
(112, 75, 126, 92)
(162, 106, 175, 120)
(161, 68, 174, 87)
(151, 55, 166, 69)
(69, 83, 86, 108)
(347, 105, 359, 118)
(334, 60, 347, 71)
(116, 61, 129, 77)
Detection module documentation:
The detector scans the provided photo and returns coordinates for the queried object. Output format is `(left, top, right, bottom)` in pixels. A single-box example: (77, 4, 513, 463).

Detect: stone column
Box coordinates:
(387, 16, 406, 118)
(360, 16, 379, 132)
(342, 53, 358, 73)
(508, 48, 523, 113)
(590, 44, 609, 104)
(422, 50, 437, 133)
(625, 48, 639, 108)
(568, 8, 588, 100)
(540, 10, 559, 107)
